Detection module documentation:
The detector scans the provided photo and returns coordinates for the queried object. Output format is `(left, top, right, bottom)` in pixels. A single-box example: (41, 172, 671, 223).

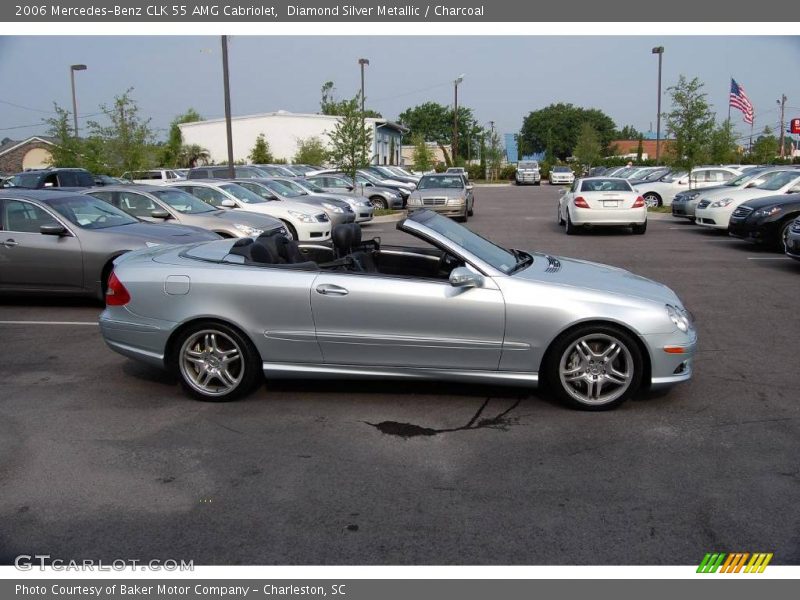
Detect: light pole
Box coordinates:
(221, 36, 235, 178)
(778, 94, 787, 159)
(358, 58, 370, 165)
(651, 47, 664, 164)
(452, 74, 464, 164)
(69, 64, 87, 138)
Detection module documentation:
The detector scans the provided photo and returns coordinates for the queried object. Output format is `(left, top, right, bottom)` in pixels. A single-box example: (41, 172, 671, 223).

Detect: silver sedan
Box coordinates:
(99, 210, 696, 411)
(406, 174, 475, 221)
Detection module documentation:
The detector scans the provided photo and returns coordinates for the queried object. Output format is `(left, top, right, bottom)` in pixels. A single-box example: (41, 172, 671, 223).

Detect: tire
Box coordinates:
(558, 204, 565, 226)
(461, 206, 469, 222)
(778, 219, 793, 251)
(370, 196, 388, 210)
(632, 221, 647, 235)
(468, 201, 474, 217)
(534, 180, 541, 186)
(643, 193, 662, 208)
(544, 324, 644, 411)
(281, 220, 298, 241)
(565, 210, 578, 235)
(171, 321, 262, 402)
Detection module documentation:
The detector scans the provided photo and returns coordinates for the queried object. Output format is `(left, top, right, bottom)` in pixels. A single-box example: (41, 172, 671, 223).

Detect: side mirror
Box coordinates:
(449, 267, 483, 289)
(221, 199, 236, 208)
(679, 178, 689, 185)
(466, 184, 474, 191)
(151, 209, 171, 219)
(347, 185, 354, 191)
(40, 224, 67, 236)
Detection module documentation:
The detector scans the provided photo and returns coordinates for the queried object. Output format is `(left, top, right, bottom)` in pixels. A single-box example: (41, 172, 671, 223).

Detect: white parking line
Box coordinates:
(746, 257, 791, 261)
(0, 320, 98, 326)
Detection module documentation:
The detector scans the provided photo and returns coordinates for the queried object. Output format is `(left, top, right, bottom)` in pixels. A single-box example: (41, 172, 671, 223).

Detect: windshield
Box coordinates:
(261, 179, 302, 197)
(273, 179, 309, 195)
(755, 170, 800, 191)
(581, 179, 633, 192)
(218, 183, 268, 204)
(661, 171, 688, 183)
(299, 179, 326, 193)
(237, 181, 278, 201)
(417, 175, 464, 190)
(725, 171, 764, 186)
(552, 166, 571, 173)
(10, 173, 43, 188)
(152, 189, 216, 214)
(518, 162, 538, 170)
(46, 195, 138, 229)
(357, 171, 382, 185)
(643, 169, 670, 181)
(414, 212, 519, 274)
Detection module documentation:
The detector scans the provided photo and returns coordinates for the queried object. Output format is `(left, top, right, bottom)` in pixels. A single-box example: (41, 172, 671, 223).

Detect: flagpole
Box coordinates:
(727, 77, 732, 123)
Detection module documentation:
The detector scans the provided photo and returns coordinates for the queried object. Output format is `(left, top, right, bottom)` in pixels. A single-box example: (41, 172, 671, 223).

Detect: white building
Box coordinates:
(178, 110, 405, 166)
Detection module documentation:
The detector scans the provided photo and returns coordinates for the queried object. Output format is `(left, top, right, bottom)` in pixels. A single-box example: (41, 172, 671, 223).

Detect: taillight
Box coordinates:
(574, 196, 590, 208)
(632, 196, 645, 208)
(106, 271, 131, 306)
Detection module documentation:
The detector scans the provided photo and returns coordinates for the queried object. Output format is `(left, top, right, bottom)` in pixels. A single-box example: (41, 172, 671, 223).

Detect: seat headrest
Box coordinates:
(332, 222, 362, 250)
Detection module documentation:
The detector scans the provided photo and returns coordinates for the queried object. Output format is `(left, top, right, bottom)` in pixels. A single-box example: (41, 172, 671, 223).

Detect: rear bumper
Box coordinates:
(571, 207, 647, 225)
(99, 311, 171, 369)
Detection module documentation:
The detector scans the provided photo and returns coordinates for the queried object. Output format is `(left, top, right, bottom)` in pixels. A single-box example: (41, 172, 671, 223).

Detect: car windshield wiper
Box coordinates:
(508, 249, 533, 273)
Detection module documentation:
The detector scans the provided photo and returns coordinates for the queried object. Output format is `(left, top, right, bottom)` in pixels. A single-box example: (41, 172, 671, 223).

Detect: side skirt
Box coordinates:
(262, 362, 539, 387)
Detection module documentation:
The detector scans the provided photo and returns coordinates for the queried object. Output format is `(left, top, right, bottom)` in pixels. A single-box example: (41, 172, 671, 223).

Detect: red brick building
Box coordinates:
(0, 136, 55, 174)
(609, 139, 676, 160)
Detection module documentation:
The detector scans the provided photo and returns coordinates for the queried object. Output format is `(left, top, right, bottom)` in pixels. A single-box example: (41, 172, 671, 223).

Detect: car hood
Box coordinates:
(515, 253, 681, 305)
(104, 221, 220, 243)
(676, 184, 730, 198)
(740, 193, 800, 209)
(411, 188, 465, 197)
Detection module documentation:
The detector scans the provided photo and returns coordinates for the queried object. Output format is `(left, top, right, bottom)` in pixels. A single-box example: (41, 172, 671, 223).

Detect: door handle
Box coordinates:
(2, 239, 18, 248)
(315, 284, 349, 296)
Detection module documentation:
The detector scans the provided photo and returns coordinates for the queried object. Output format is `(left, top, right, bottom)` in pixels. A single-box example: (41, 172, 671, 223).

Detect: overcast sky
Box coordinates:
(1, 36, 799, 144)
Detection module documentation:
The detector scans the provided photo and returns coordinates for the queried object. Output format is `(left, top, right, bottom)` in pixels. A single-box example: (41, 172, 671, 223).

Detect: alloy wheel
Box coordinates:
(558, 333, 634, 406)
(179, 330, 244, 397)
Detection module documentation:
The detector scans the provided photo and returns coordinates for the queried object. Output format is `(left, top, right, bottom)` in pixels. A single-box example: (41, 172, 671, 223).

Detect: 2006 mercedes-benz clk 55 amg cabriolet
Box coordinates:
(99, 210, 697, 410)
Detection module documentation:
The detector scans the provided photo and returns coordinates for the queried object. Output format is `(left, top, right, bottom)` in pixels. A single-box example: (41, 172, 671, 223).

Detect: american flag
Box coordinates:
(729, 79, 754, 125)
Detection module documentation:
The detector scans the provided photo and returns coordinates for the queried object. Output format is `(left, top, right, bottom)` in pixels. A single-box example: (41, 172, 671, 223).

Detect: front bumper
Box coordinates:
(643, 329, 698, 390)
(327, 211, 355, 227)
(550, 176, 574, 185)
(571, 206, 647, 226)
(516, 173, 540, 184)
(728, 216, 781, 245)
(694, 207, 732, 230)
(408, 204, 465, 218)
(785, 228, 800, 260)
(295, 221, 332, 242)
(671, 199, 699, 219)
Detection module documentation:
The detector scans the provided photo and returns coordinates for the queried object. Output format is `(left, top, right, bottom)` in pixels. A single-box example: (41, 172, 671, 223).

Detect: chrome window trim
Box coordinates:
(0, 197, 77, 237)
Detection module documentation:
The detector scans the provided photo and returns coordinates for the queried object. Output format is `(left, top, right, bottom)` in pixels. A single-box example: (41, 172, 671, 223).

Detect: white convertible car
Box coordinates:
(558, 177, 647, 235)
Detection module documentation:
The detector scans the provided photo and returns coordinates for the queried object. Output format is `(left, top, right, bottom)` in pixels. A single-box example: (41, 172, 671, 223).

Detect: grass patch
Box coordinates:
(374, 209, 400, 217)
(648, 206, 672, 213)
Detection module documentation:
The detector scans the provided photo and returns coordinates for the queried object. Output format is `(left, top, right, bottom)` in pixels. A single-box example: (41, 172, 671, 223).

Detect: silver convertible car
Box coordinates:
(99, 211, 697, 410)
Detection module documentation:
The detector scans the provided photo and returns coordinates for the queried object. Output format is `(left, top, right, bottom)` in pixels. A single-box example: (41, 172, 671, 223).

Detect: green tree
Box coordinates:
(750, 126, 778, 164)
(709, 119, 739, 164)
(293, 136, 329, 166)
(43, 103, 85, 168)
(176, 144, 210, 168)
(398, 102, 477, 162)
(320, 81, 381, 117)
(617, 124, 642, 139)
(411, 133, 434, 172)
(248, 133, 273, 164)
(162, 108, 203, 166)
(327, 94, 372, 181)
(484, 130, 504, 179)
(86, 88, 155, 175)
(519, 103, 616, 161)
(663, 75, 715, 171)
(572, 122, 602, 168)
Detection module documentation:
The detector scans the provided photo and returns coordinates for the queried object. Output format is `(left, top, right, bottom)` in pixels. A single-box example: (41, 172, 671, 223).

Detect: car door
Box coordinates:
(0, 198, 84, 292)
(309, 270, 505, 370)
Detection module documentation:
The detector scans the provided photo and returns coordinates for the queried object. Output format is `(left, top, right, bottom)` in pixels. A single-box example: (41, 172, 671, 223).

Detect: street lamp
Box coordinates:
(358, 58, 369, 113)
(453, 74, 465, 164)
(221, 36, 235, 178)
(69, 64, 87, 138)
(651, 47, 664, 164)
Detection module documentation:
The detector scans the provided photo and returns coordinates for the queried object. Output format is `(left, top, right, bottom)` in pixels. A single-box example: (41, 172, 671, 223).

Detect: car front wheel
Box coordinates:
(370, 196, 388, 210)
(173, 322, 262, 402)
(546, 325, 644, 411)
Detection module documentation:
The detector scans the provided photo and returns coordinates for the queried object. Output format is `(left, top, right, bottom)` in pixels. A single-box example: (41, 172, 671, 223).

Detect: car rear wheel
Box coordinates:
(173, 322, 262, 402)
(546, 325, 644, 411)
(632, 222, 647, 235)
(643, 193, 662, 208)
(565, 210, 578, 235)
(370, 196, 388, 210)
(558, 205, 565, 226)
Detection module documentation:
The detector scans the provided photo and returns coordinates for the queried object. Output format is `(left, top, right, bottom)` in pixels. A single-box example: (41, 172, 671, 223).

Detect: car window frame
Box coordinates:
(0, 196, 77, 236)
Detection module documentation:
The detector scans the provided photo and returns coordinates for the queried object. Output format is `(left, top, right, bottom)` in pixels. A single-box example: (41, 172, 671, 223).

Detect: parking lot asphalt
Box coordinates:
(1, 183, 799, 566)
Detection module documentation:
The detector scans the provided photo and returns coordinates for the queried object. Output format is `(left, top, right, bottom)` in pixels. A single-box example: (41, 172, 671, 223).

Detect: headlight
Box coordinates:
(683, 191, 701, 201)
(358, 200, 371, 207)
(233, 223, 264, 237)
(321, 202, 344, 213)
(710, 198, 734, 208)
(754, 206, 782, 218)
(386, 191, 399, 199)
(288, 210, 316, 223)
(447, 197, 465, 206)
(666, 304, 691, 333)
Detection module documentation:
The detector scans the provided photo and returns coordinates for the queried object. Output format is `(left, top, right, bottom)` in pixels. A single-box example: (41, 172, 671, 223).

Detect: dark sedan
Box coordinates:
(728, 193, 800, 250)
(0, 189, 220, 299)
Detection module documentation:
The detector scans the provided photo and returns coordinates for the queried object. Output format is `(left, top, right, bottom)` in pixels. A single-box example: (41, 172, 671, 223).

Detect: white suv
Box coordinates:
(515, 161, 541, 186)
